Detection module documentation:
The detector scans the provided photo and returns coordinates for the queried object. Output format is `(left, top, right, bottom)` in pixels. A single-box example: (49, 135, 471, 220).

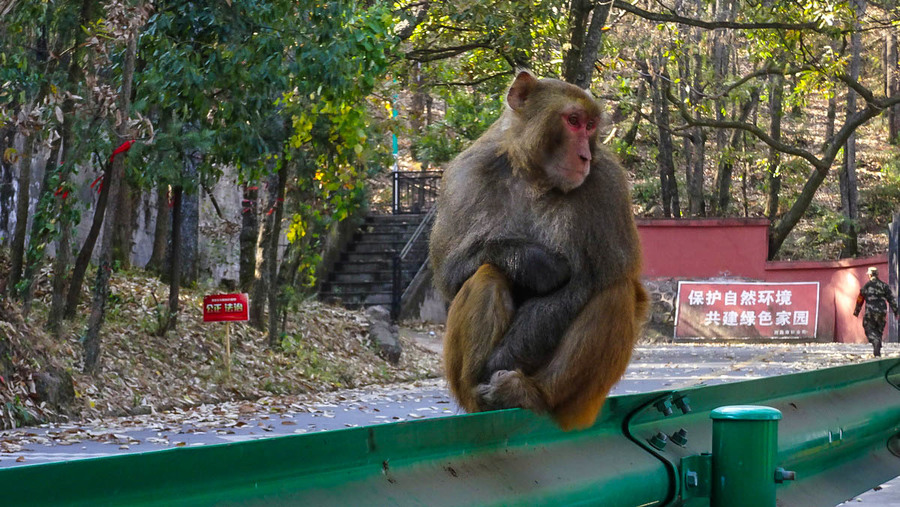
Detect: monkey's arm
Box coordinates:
(484, 280, 592, 377)
(441, 239, 571, 299)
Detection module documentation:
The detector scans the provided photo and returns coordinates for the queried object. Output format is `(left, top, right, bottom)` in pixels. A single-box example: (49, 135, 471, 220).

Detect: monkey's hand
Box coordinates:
(441, 239, 570, 298)
(484, 283, 590, 377)
(481, 239, 571, 297)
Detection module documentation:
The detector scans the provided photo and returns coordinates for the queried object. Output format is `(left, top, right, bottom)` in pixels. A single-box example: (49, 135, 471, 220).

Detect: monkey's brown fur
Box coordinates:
(431, 71, 648, 431)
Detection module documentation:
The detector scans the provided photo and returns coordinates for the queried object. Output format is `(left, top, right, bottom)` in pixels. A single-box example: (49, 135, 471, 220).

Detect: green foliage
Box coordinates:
(274, 2, 397, 287)
(632, 179, 661, 209)
(862, 159, 900, 220)
(410, 92, 503, 166)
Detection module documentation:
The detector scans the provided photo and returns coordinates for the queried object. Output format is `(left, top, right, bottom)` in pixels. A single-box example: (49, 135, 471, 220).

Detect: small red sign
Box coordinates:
(203, 293, 250, 322)
(675, 281, 819, 340)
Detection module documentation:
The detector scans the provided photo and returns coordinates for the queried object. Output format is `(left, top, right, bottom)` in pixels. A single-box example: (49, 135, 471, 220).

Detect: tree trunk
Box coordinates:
(621, 78, 646, 147)
(676, 37, 695, 214)
(23, 0, 93, 318)
(839, 0, 864, 258)
(409, 62, 426, 134)
(47, 221, 71, 336)
(267, 161, 288, 350)
(49, 16, 91, 331)
(0, 126, 14, 245)
(239, 183, 259, 293)
(145, 184, 170, 274)
(649, 55, 680, 218)
(111, 179, 136, 269)
(160, 185, 183, 335)
(888, 27, 900, 143)
(562, 0, 612, 88)
(688, 127, 706, 216)
(826, 93, 837, 146)
(765, 74, 784, 221)
(710, 0, 735, 216)
(714, 90, 759, 215)
(83, 34, 136, 373)
(250, 173, 279, 330)
(562, 0, 592, 84)
(769, 167, 829, 258)
(21, 138, 63, 317)
(8, 131, 34, 295)
(180, 151, 201, 285)
(64, 162, 113, 319)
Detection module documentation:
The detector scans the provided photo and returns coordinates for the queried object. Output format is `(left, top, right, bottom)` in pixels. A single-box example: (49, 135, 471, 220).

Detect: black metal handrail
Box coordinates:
(392, 205, 438, 319)
(392, 170, 442, 214)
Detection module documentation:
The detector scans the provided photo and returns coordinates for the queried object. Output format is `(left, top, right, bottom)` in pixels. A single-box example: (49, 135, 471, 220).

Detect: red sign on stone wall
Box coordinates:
(674, 281, 819, 340)
(203, 293, 250, 322)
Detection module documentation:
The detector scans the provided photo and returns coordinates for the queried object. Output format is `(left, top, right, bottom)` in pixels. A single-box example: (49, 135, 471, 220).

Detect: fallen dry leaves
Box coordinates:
(0, 264, 442, 430)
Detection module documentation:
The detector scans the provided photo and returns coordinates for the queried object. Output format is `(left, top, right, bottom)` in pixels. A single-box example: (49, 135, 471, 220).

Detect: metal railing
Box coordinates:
(391, 205, 437, 319)
(391, 170, 442, 214)
(4, 359, 900, 506)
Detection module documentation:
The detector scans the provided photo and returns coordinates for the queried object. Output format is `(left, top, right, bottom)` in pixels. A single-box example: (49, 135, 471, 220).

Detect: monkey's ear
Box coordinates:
(507, 70, 539, 111)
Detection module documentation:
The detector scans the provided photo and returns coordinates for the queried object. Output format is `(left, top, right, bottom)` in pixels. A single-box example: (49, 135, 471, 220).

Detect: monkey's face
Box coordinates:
(504, 70, 602, 193)
(547, 107, 598, 192)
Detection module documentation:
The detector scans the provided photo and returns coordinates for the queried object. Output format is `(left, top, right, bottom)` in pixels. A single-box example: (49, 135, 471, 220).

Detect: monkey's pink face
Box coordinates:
(551, 109, 598, 191)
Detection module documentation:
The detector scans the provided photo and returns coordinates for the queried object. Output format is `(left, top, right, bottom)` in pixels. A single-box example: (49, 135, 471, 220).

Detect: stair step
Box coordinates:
(320, 280, 412, 293)
(349, 242, 428, 254)
(353, 233, 424, 243)
(364, 213, 427, 224)
(358, 226, 423, 237)
(319, 211, 431, 310)
(329, 270, 418, 284)
(319, 292, 393, 307)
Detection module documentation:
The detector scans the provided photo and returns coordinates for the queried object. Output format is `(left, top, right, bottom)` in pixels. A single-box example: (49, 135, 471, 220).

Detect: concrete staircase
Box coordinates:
(319, 213, 430, 309)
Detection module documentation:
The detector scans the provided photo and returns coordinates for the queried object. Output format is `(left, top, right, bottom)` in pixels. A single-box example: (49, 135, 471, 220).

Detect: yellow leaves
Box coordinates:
(287, 214, 307, 244)
(291, 113, 314, 148)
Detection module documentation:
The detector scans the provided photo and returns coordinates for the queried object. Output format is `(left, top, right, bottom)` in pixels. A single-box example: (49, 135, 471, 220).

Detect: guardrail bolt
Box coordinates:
(774, 467, 796, 483)
(675, 395, 692, 414)
(670, 428, 688, 447)
(649, 431, 669, 450)
(654, 397, 674, 416)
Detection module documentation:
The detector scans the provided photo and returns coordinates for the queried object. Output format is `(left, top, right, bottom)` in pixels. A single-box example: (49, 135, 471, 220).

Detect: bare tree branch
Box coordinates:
(612, 0, 833, 33)
(406, 43, 495, 62)
(0, 0, 17, 19)
(665, 81, 900, 172)
(430, 71, 514, 87)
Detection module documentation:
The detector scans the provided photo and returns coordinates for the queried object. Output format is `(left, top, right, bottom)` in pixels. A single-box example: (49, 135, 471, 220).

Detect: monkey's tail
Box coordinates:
(443, 264, 515, 413)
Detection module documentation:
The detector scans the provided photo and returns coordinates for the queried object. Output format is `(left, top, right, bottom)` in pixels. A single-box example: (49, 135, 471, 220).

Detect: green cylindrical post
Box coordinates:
(710, 405, 782, 507)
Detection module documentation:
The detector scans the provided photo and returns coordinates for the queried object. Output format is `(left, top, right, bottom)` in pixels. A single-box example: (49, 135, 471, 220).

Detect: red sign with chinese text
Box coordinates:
(203, 293, 250, 322)
(675, 281, 819, 340)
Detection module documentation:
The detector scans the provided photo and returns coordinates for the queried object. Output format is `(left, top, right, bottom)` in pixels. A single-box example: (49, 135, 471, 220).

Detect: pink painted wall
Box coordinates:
(637, 218, 889, 343)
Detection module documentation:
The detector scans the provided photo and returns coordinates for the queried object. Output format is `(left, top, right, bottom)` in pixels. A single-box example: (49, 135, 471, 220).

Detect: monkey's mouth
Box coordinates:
(559, 164, 589, 184)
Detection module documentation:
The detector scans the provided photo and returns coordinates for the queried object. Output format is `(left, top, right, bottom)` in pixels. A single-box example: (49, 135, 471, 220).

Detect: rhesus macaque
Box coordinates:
(430, 70, 648, 431)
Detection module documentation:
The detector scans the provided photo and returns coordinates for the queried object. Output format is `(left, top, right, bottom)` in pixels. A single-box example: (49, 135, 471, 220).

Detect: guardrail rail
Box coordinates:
(2, 359, 899, 506)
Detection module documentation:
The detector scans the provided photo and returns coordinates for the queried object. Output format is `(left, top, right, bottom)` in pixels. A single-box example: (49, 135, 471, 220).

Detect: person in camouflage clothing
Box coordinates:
(853, 267, 899, 357)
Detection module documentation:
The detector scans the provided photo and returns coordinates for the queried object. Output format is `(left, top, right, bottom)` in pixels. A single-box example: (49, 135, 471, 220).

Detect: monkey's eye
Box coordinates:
(586, 120, 596, 130)
(567, 114, 580, 127)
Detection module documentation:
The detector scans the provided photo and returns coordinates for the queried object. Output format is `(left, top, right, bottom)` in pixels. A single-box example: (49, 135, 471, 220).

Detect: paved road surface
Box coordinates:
(1, 341, 898, 505)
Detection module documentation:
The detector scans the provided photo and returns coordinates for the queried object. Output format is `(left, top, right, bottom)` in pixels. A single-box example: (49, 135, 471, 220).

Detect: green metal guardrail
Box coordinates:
(2, 358, 900, 506)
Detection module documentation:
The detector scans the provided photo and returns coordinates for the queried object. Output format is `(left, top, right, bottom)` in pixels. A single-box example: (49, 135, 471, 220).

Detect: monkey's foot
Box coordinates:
(475, 370, 548, 413)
